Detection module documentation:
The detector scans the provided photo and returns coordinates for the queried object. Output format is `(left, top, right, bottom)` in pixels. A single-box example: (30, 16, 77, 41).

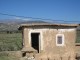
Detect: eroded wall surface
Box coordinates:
(22, 27, 76, 60)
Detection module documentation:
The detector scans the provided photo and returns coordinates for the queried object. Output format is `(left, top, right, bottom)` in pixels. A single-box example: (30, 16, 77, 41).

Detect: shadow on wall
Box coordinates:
(76, 57, 80, 60)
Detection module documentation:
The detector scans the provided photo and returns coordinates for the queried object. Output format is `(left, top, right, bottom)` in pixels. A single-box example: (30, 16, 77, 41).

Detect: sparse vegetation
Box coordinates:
(0, 32, 22, 51)
(0, 56, 19, 60)
(0, 51, 21, 60)
(0, 32, 22, 60)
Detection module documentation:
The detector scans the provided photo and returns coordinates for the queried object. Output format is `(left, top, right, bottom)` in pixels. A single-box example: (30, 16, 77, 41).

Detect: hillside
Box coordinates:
(0, 19, 80, 31)
(0, 19, 48, 32)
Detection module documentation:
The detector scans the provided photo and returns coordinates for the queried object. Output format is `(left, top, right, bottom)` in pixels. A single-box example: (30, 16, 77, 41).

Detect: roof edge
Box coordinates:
(18, 23, 79, 30)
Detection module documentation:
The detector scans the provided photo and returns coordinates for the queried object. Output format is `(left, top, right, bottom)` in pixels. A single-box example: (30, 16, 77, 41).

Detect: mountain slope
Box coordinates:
(0, 19, 48, 31)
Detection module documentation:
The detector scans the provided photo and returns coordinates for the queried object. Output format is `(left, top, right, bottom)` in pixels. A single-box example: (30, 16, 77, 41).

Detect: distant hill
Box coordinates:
(0, 19, 48, 32)
(0, 19, 80, 32)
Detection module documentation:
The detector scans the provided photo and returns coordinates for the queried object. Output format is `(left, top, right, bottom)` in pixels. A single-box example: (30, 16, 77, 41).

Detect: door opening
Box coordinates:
(31, 33, 40, 53)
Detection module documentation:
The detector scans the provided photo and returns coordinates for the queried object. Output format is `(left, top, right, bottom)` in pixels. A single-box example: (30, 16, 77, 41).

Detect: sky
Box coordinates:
(0, 0, 80, 23)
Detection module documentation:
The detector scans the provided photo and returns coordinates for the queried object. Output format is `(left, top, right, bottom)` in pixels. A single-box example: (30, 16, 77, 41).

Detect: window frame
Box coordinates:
(56, 34, 64, 46)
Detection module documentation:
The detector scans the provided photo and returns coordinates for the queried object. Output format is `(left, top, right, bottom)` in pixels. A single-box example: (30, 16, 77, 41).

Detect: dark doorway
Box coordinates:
(31, 33, 40, 53)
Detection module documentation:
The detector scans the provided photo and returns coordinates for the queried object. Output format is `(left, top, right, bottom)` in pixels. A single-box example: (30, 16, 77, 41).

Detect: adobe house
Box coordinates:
(19, 23, 79, 60)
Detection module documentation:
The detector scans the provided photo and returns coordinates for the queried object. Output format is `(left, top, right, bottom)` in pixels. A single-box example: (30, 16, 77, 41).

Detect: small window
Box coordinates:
(56, 34, 64, 46)
(57, 36, 62, 44)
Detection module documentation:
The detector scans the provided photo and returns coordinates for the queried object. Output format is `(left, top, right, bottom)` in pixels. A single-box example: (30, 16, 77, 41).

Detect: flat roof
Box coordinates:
(21, 23, 78, 26)
(18, 23, 79, 30)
